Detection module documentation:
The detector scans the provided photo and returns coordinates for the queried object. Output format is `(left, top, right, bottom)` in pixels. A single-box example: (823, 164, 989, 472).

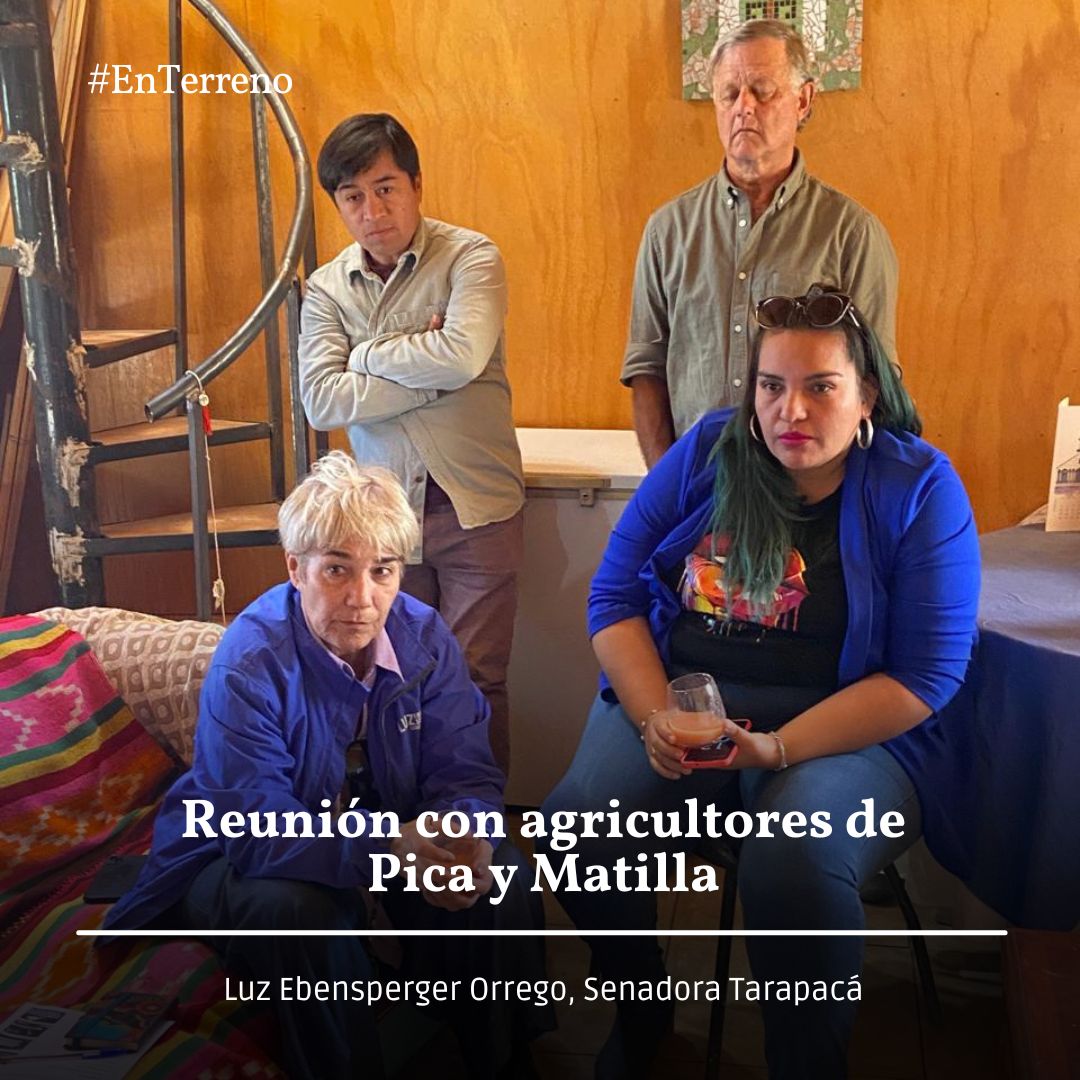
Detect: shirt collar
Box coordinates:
(365, 628, 403, 685)
(346, 217, 429, 282)
(721, 149, 807, 212)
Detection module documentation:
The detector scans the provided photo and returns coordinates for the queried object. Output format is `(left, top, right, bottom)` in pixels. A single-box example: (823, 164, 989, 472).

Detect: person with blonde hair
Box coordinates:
(106, 452, 551, 1079)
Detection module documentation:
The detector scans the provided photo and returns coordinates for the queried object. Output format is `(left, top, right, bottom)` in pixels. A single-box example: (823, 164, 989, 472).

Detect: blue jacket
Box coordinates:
(588, 409, 981, 782)
(106, 584, 503, 930)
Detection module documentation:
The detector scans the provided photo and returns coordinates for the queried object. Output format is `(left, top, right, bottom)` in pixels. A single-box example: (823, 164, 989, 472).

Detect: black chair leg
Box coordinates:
(883, 862, 943, 1025)
(706, 860, 739, 1080)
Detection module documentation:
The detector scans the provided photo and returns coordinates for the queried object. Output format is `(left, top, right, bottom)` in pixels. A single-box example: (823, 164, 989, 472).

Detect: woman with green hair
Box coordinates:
(540, 285, 980, 1079)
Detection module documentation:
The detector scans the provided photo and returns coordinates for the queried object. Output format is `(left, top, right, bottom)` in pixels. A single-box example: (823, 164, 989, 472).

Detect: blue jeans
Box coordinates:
(540, 694, 922, 1080)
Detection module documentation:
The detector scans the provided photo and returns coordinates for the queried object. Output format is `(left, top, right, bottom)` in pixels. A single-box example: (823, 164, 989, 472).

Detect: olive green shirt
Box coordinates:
(621, 153, 898, 436)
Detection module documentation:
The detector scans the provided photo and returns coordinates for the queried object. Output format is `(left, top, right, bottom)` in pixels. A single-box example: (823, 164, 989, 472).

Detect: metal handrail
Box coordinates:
(145, 0, 312, 421)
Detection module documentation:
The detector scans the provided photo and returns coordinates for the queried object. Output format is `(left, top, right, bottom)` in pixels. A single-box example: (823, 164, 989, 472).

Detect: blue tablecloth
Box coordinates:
(920, 526, 1080, 929)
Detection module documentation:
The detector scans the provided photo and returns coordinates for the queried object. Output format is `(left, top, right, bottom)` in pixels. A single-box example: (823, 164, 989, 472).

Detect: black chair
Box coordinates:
(701, 844, 941, 1079)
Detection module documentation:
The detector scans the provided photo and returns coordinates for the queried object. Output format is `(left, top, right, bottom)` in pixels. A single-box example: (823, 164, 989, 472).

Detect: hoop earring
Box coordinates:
(856, 416, 874, 450)
(749, 415, 763, 443)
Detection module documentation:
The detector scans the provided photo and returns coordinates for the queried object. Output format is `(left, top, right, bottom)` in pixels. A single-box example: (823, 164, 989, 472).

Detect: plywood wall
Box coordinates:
(70, 0, 1080, 610)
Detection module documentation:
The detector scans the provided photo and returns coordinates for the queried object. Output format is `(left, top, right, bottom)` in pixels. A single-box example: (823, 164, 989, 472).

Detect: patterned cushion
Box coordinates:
(32, 607, 223, 767)
(0, 613, 283, 1078)
(0, 615, 175, 936)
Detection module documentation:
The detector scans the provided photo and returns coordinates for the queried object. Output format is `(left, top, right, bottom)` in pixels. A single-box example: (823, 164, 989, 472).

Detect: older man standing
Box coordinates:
(299, 113, 523, 774)
(624, 18, 898, 467)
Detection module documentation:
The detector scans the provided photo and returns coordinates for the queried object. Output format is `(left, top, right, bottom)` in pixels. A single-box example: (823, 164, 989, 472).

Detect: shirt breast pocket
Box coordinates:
(384, 303, 446, 334)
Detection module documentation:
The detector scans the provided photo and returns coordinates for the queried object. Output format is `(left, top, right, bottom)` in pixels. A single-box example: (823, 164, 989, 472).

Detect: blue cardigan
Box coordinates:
(106, 583, 503, 931)
(588, 408, 981, 784)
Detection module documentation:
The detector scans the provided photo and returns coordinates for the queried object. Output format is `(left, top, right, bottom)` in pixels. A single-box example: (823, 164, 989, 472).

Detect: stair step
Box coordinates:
(83, 329, 179, 369)
(89, 416, 272, 463)
(85, 503, 280, 556)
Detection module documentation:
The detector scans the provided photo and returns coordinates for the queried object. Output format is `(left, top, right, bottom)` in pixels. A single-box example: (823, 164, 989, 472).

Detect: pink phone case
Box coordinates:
(680, 720, 752, 769)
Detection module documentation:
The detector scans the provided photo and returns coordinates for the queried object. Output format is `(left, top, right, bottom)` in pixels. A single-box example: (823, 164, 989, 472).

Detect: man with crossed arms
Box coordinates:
(299, 112, 523, 774)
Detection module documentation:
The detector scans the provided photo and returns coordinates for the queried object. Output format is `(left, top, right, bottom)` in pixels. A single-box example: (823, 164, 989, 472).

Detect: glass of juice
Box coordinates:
(665, 672, 727, 747)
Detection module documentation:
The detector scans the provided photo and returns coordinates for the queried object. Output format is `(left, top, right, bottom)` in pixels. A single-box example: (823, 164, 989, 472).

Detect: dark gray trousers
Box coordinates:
(179, 840, 552, 1080)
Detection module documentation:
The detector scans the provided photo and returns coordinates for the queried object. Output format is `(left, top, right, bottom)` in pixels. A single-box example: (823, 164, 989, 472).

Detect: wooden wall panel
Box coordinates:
(103, 547, 283, 618)
(69, 0, 1080, 612)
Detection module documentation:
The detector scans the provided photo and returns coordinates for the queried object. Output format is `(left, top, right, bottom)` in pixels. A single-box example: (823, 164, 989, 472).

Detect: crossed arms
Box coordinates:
(298, 238, 508, 430)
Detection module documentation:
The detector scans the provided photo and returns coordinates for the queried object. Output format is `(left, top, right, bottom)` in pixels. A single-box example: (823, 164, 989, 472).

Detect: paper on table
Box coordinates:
(0, 1003, 170, 1080)
(1016, 504, 1048, 527)
(1047, 397, 1080, 532)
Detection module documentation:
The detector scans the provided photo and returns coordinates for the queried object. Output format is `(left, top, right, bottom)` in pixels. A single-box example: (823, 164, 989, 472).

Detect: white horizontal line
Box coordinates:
(79, 929, 1007, 938)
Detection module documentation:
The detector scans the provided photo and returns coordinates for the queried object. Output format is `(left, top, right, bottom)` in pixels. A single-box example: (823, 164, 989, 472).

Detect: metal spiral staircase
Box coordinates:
(0, 0, 324, 619)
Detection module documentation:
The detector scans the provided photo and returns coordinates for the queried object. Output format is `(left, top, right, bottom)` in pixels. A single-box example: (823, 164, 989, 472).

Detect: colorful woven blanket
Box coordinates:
(0, 614, 281, 1077)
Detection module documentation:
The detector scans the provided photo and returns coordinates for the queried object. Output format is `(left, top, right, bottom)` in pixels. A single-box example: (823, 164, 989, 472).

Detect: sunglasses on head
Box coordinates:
(754, 290, 861, 331)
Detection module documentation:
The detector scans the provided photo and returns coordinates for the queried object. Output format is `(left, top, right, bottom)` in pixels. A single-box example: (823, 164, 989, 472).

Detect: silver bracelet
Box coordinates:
(768, 731, 788, 771)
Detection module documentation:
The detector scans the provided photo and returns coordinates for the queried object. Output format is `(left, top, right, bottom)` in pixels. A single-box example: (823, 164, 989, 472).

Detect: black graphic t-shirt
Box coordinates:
(665, 487, 847, 688)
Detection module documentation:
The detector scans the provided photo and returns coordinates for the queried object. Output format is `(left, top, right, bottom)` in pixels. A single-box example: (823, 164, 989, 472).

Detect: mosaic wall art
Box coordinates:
(682, 0, 863, 100)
